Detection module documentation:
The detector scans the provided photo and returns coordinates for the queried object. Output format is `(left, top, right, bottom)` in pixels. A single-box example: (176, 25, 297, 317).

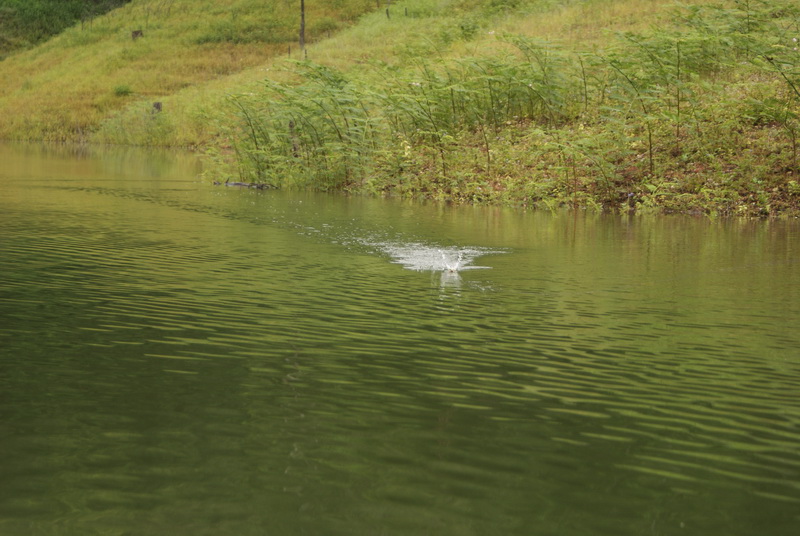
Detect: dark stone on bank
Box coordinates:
(212, 180, 275, 190)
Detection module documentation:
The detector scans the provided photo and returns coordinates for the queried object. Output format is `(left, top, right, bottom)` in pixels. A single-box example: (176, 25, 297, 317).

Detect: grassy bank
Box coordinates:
(1, 0, 798, 216)
(223, 0, 800, 217)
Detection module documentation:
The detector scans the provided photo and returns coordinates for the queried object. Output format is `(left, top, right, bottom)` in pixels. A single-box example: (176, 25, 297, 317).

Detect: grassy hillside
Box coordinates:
(0, 0, 376, 142)
(1, 0, 798, 216)
(0, 0, 130, 56)
(0, 0, 690, 144)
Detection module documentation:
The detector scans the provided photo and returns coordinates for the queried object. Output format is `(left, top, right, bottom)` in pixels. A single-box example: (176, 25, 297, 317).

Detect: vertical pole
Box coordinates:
(299, 0, 306, 53)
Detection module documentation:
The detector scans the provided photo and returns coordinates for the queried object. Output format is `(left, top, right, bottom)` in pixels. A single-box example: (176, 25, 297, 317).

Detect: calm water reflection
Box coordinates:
(1, 142, 799, 535)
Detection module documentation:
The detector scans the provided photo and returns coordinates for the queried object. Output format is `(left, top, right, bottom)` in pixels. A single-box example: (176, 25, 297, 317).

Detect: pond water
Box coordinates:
(1, 142, 799, 535)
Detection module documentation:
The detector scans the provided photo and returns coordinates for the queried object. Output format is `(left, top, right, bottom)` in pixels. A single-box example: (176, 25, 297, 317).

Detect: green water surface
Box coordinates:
(1, 142, 799, 535)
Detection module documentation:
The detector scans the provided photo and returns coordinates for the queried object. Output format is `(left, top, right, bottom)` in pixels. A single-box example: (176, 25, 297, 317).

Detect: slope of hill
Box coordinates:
(0, 0, 685, 144)
(0, 0, 377, 141)
(0, 0, 130, 57)
(1, 0, 798, 216)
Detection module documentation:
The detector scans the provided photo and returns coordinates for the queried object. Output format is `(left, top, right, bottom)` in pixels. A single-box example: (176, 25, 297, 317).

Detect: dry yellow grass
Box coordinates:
(500, 0, 683, 45)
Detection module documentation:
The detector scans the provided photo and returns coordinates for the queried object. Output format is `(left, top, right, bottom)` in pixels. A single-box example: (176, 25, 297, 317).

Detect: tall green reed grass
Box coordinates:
(227, 0, 799, 213)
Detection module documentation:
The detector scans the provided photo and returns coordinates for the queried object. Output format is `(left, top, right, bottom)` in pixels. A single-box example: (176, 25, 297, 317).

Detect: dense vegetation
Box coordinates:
(0, 0, 129, 56)
(1, 0, 798, 216)
(222, 0, 800, 216)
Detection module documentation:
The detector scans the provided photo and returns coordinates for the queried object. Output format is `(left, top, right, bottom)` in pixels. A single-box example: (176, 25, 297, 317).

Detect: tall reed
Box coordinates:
(225, 0, 800, 214)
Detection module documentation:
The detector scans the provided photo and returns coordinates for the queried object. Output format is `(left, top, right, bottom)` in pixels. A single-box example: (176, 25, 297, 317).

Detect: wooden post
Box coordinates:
(299, 0, 305, 53)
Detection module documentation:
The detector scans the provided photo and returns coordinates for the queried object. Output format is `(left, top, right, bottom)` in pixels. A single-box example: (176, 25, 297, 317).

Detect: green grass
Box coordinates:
(0, 0, 798, 216)
(0, 0, 377, 142)
(0, 0, 688, 144)
(221, 0, 800, 216)
(0, 1, 130, 57)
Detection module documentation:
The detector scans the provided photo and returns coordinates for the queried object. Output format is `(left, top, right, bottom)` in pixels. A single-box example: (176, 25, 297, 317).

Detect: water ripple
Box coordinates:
(2, 148, 800, 535)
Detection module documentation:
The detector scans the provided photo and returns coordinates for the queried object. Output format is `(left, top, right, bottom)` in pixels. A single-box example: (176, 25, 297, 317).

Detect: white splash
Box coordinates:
(367, 241, 498, 272)
(441, 250, 464, 272)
